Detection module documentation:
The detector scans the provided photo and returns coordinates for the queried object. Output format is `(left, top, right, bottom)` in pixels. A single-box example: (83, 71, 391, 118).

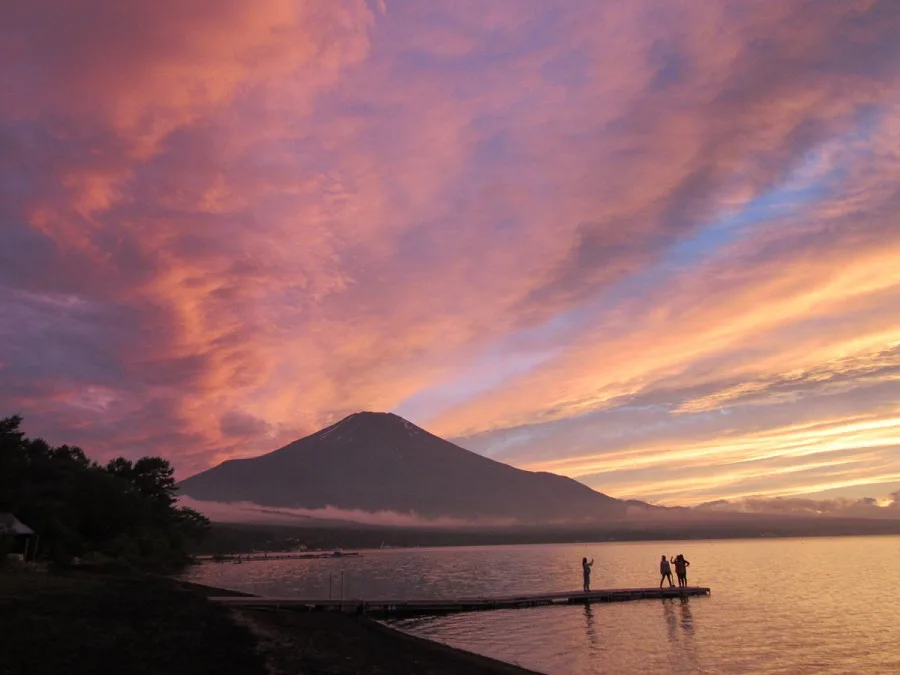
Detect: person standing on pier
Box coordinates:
(582, 557, 594, 592)
(672, 554, 690, 587)
(659, 554, 674, 588)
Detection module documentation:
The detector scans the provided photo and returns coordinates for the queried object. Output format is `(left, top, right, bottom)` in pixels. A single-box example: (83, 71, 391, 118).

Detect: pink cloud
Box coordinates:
(2, 0, 899, 506)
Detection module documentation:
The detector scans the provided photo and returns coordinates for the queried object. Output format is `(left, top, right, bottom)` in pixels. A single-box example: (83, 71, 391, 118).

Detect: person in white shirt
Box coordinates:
(659, 554, 674, 587)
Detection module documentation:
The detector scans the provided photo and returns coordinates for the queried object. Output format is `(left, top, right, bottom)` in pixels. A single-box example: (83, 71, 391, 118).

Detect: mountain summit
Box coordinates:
(178, 411, 627, 523)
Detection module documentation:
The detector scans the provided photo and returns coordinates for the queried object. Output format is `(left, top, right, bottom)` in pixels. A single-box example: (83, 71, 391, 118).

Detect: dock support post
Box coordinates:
(329, 573, 333, 600)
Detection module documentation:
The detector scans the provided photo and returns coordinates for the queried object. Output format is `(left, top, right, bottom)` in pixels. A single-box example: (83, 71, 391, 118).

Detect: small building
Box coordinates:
(0, 512, 37, 560)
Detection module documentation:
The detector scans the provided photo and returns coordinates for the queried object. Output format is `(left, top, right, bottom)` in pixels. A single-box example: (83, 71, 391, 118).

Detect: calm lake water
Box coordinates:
(181, 536, 900, 674)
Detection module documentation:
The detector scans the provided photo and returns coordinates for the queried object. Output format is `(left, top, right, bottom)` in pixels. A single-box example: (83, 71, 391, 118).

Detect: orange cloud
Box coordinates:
(2, 0, 899, 506)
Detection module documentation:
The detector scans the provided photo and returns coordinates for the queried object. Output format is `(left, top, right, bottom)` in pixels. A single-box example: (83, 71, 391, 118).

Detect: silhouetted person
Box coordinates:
(672, 554, 690, 587)
(660, 554, 674, 587)
(582, 557, 594, 591)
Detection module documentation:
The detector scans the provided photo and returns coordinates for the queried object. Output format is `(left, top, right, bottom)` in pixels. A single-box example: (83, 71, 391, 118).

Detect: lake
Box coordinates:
(181, 536, 900, 674)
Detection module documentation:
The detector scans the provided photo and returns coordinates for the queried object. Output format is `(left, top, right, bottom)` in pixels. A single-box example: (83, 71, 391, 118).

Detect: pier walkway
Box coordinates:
(209, 586, 710, 617)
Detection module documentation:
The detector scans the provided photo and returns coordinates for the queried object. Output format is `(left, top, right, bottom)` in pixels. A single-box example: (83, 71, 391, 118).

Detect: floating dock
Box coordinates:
(209, 586, 710, 617)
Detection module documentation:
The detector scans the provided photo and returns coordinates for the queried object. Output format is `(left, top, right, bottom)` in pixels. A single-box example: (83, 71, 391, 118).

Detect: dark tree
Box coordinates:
(0, 416, 209, 570)
(131, 457, 178, 508)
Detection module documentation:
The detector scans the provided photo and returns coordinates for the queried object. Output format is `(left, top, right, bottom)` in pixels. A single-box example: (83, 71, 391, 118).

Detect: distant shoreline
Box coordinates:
(192, 517, 900, 556)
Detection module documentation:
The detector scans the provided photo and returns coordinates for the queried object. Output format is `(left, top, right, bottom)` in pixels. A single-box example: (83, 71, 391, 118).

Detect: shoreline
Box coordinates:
(1, 569, 540, 675)
(178, 578, 540, 674)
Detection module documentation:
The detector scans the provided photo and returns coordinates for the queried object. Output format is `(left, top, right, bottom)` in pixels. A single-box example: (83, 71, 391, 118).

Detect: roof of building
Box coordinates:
(0, 513, 35, 535)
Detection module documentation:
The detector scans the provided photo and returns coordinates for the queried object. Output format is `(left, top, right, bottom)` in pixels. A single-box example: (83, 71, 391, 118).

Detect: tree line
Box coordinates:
(0, 415, 209, 570)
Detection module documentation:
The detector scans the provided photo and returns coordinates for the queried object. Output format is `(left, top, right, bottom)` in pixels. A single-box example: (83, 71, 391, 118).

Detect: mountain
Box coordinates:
(179, 411, 628, 523)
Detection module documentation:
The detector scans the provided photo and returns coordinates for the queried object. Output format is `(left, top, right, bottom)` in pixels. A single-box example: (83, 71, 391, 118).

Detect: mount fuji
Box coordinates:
(178, 411, 629, 523)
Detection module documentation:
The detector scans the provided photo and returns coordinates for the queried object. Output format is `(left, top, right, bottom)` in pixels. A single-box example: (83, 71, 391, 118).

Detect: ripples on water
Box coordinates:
(182, 536, 900, 674)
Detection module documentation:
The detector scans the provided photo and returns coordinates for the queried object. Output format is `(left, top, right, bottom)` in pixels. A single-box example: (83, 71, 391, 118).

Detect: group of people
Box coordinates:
(579, 554, 692, 592)
(659, 554, 690, 588)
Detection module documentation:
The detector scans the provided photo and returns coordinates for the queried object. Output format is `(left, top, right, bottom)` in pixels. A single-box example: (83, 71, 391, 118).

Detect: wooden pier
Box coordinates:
(209, 586, 710, 617)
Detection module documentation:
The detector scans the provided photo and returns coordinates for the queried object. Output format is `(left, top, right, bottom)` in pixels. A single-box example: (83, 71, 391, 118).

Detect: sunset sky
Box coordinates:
(3, 0, 900, 506)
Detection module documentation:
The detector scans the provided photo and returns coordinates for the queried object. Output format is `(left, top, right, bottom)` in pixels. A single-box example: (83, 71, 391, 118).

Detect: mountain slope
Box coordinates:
(179, 412, 627, 523)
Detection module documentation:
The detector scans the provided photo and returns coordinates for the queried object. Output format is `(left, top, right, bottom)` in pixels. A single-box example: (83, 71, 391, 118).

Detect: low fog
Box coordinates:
(177, 496, 519, 528)
(694, 492, 900, 519)
(180, 492, 900, 528)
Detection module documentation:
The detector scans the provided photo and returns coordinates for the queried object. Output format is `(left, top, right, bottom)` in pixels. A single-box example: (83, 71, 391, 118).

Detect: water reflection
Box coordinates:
(658, 597, 700, 673)
(662, 599, 678, 643)
(661, 597, 696, 642)
(677, 597, 700, 673)
(679, 596, 694, 635)
(583, 602, 599, 646)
